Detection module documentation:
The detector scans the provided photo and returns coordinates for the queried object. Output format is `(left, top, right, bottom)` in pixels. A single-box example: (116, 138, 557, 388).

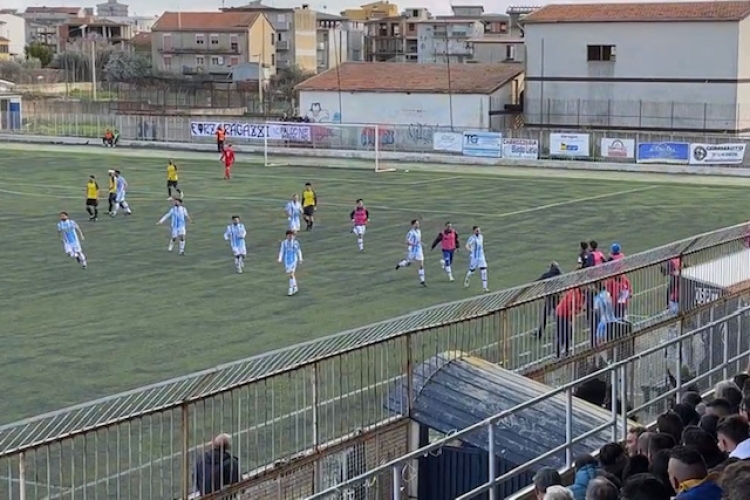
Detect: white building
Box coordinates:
(468, 36, 525, 63)
(0, 13, 26, 57)
(522, 1, 750, 132)
(97, 0, 129, 17)
(416, 19, 484, 63)
(295, 61, 523, 130)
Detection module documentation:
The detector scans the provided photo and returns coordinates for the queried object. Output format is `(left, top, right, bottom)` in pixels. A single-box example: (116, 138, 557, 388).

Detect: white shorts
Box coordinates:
(284, 262, 298, 274)
(232, 243, 247, 257)
(289, 219, 300, 232)
(116, 192, 126, 203)
(407, 249, 424, 262)
(353, 225, 366, 236)
(470, 258, 488, 270)
(171, 227, 186, 239)
(63, 241, 81, 256)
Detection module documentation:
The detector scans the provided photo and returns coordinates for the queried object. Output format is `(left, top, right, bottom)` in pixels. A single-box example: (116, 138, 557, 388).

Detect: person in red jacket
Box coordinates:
(431, 222, 459, 282)
(220, 144, 235, 180)
(605, 273, 632, 320)
(555, 287, 584, 358)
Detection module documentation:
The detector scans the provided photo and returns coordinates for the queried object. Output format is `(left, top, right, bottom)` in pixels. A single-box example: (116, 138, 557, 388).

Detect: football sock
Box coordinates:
(445, 265, 452, 275)
(86, 207, 93, 216)
(398, 260, 409, 267)
(179, 240, 185, 253)
(418, 268, 425, 283)
(93, 208, 98, 218)
(480, 269, 488, 289)
(358, 237, 364, 251)
(168, 240, 174, 251)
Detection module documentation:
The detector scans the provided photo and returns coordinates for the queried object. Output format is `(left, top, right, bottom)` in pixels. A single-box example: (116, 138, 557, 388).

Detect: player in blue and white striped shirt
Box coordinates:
(224, 215, 247, 273)
(464, 226, 489, 293)
(284, 194, 303, 233)
(57, 212, 87, 268)
(157, 198, 191, 255)
(111, 170, 132, 217)
(395, 219, 426, 287)
(278, 230, 303, 296)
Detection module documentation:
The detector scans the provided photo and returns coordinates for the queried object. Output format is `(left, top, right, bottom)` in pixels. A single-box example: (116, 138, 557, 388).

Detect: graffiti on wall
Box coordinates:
(360, 126, 395, 147)
(305, 103, 341, 123)
(407, 122, 436, 145)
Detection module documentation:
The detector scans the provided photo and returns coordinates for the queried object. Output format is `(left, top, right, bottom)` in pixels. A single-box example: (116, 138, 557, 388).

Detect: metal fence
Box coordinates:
(6, 112, 750, 166)
(1, 217, 749, 499)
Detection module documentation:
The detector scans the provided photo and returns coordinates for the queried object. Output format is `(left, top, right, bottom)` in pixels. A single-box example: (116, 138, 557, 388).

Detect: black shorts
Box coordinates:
(86, 198, 98, 207)
(303, 205, 315, 217)
(167, 180, 179, 188)
(108, 192, 116, 201)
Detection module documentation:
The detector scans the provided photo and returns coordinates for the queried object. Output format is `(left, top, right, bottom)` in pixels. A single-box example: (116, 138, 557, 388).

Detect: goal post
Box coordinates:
(262, 121, 396, 172)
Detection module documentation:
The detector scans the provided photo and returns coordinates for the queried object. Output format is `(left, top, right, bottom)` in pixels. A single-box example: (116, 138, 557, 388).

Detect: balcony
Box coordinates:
(159, 47, 240, 55)
(277, 40, 289, 50)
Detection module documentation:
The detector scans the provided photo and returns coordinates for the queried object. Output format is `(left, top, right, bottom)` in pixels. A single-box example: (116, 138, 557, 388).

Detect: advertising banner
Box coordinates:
(549, 133, 590, 157)
(502, 138, 539, 159)
(636, 142, 690, 164)
(432, 132, 463, 153)
(600, 138, 635, 159)
(189, 121, 312, 142)
(689, 143, 746, 165)
(462, 130, 503, 158)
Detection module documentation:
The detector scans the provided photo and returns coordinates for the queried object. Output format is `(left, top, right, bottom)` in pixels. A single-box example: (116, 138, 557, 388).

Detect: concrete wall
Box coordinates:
(250, 15, 276, 75)
(299, 90, 493, 129)
(472, 41, 525, 64)
(292, 8, 317, 72)
(0, 13, 26, 57)
(316, 27, 349, 71)
(524, 20, 741, 130)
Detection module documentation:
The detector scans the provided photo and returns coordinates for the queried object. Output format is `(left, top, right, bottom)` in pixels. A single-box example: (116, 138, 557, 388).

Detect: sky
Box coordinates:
(1, 0, 639, 18)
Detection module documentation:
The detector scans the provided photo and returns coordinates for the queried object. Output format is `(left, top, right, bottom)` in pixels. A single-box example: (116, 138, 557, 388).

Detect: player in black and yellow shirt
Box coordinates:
(301, 182, 317, 231)
(86, 175, 99, 221)
(166, 159, 183, 200)
(107, 170, 117, 215)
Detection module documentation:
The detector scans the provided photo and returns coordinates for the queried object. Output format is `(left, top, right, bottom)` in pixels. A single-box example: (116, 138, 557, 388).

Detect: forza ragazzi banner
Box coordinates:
(689, 143, 746, 165)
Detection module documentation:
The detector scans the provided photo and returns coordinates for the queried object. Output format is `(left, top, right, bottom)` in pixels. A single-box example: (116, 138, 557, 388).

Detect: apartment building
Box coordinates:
(58, 16, 134, 51)
(96, 0, 128, 17)
(23, 6, 86, 53)
(0, 13, 26, 58)
(223, 2, 317, 73)
(151, 12, 276, 78)
(341, 1, 399, 21)
(416, 19, 484, 63)
(365, 7, 430, 62)
(445, 5, 509, 35)
(316, 12, 366, 71)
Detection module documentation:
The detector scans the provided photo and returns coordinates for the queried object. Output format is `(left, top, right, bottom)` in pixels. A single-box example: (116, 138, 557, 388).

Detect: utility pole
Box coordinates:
(91, 39, 97, 101)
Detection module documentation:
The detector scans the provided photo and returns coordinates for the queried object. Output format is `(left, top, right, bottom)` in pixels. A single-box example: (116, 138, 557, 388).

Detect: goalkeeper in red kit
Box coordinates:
(220, 144, 235, 179)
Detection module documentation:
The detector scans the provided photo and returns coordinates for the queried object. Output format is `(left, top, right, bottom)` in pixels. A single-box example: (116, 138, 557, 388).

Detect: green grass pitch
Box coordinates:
(1, 145, 749, 424)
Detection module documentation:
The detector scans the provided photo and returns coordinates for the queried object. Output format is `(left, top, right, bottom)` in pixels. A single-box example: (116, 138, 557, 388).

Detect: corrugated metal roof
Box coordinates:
(386, 351, 633, 470)
(682, 248, 750, 288)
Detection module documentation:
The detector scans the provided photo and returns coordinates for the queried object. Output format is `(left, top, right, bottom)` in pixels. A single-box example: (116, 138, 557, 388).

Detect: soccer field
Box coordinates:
(1, 145, 749, 423)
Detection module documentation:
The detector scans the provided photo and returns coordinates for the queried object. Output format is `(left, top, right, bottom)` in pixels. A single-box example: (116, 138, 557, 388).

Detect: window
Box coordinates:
(230, 34, 239, 51)
(230, 56, 239, 66)
(408, 22, 415, 31)
(270, 33, 275, 45)
(278, 32, 282, 41)
(211, 56, 222, 65)
(505, 44, 516, 61)
(162, 33, 171, 51)
(411, 9, 419, 17)
(277, 13, 286, 23)
(587, 44, 616, 62)
(391, 24, 400, 36)
(0, 44, 8, 54)
(210, 34, 219, 45)
(163, 55, 172, 69)
(271, 53, 275, 65)
(196, 55, 205, 66)
(195, 34, 204, 45)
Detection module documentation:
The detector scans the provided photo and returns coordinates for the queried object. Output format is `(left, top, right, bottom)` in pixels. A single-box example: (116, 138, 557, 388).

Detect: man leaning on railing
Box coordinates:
(193, 433, 240, 497)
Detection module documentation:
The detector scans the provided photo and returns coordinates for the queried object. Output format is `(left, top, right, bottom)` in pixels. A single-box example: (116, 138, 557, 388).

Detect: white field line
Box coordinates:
(68, 282, 669, 493)
(0, 182, 659, 219)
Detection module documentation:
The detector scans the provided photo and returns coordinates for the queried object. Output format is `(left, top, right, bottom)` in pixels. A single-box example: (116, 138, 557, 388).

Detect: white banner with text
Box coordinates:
(190, 121, 312, 142)
(600, 138, 635, 159)
(550, 133, 590, 158)
(689, 143, 746, 165)
(502, 138, 539, 159)
(432, 132, 464, 153)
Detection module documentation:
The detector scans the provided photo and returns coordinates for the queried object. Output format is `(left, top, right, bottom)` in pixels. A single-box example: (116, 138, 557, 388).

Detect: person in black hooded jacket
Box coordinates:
(195, 433, 240, 495)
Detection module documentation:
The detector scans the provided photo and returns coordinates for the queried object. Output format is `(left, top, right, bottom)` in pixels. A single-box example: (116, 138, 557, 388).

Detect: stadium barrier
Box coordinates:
(5, 111, 750, 167)
(1, 223, 750, 499)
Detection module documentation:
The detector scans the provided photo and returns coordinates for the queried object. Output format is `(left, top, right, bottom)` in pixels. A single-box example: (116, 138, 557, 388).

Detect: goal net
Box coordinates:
(262, 121, 397, 172)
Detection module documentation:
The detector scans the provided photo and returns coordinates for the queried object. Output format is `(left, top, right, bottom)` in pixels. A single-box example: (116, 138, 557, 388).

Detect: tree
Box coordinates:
(103, 51, 153, 83)
(24, 43, 53, 67)
(267, 64, 315, 111)
(0, 60, 22, 82)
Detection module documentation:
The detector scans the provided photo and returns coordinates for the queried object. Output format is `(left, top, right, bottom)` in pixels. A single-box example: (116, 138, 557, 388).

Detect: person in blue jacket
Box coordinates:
(668, 446, 723, 500)
(568, 454, 599, 500)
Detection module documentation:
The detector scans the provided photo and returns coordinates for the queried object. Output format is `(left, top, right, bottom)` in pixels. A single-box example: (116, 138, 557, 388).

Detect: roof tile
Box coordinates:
(153, 11, 261, 31)
(523, 1, 750, 23)
(295, 62, 523, 95)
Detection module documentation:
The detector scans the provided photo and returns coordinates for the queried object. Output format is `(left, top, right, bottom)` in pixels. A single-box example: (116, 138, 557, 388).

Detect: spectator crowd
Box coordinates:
(532, 371, 750, 500)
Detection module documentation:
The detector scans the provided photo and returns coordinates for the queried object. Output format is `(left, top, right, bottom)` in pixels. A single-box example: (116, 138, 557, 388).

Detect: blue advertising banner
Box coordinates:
(636, 142, 690, 164)
(462, 131, 503, 158)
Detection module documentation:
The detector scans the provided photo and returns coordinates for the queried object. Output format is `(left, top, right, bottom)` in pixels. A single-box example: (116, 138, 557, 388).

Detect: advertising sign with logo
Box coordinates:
(502, 138, 539, 159)
(689, 143, 746, 165)
(432, 132, 463, 153)
(462, 131, 502, 158)
(636, 142, 690, 164)
(549, 133, 590, 157)
(190, 121, 312, 142)
(600, 138, 635, 159)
